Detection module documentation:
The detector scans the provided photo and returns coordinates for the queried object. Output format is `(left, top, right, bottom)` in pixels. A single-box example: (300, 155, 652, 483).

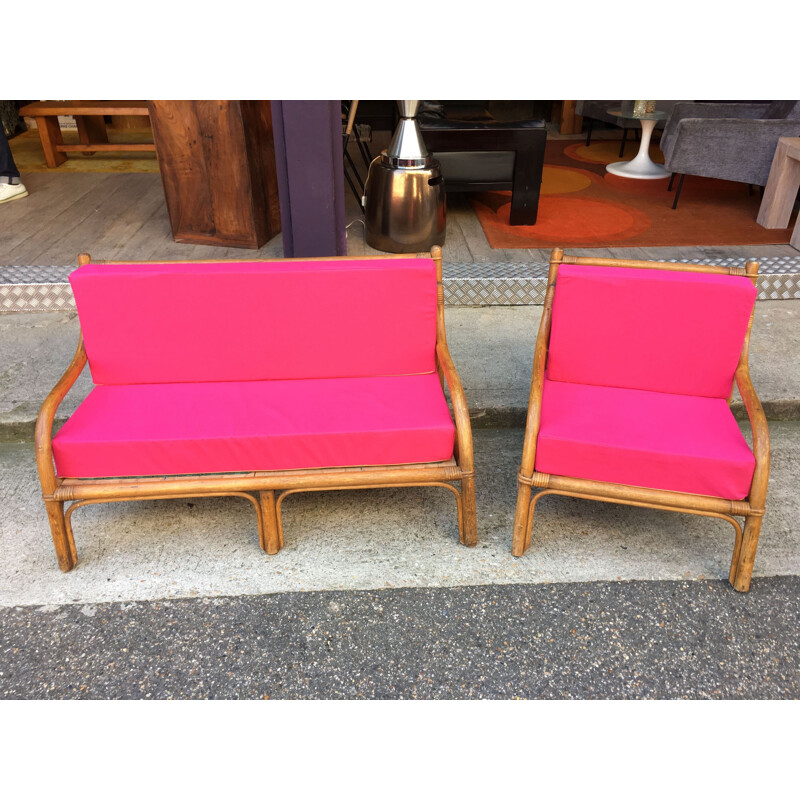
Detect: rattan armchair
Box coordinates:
(512, 249, 769, 592)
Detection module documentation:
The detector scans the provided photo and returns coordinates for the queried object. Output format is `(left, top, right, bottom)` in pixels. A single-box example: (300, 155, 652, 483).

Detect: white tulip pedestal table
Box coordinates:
(605, 109, 668, 180)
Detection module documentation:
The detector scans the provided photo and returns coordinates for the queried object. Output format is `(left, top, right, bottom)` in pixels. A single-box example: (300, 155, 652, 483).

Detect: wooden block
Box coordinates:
(757, 137, 800, 229)
(148, 101, 281, 248)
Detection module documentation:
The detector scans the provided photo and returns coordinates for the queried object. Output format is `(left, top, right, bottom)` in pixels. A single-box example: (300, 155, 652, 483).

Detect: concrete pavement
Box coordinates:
(2, 425, 799, 607)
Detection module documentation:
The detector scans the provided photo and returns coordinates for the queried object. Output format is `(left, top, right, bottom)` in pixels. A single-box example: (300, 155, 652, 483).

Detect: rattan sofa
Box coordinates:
(512, 249, 769, 592)
(36, 247, 477, 571)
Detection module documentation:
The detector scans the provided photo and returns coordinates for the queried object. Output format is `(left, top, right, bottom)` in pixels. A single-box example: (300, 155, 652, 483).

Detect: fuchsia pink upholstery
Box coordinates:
(535, 378, 755, 499)
(54, 258, 454, 478)
(52, 375, 454, 478)
(70, 259, 437, 385)
(538, 264, 758, 499)
(548, 264, 757, 398)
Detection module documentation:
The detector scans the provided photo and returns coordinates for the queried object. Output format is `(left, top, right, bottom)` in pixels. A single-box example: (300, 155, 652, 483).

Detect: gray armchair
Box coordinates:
(660, 101, 800, 208)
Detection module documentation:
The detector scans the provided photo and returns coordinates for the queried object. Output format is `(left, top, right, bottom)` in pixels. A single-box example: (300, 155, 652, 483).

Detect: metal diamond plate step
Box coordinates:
(2, 256, 800, 311)
(443, 256, 800, 305)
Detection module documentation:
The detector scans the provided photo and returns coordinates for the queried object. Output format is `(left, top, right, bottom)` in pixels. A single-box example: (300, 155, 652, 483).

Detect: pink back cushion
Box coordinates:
(70, 259, 437, 384)
(547, 264, 757, 398)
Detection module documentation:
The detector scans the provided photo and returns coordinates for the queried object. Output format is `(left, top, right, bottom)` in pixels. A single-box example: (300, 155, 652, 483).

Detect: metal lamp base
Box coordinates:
(364, 156, 446, 254)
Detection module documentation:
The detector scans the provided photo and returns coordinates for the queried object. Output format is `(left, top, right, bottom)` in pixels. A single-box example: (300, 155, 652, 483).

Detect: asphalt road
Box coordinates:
(3, 577, 798, 699)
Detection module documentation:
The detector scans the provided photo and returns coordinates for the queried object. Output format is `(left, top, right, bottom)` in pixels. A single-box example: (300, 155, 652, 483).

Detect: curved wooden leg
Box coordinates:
(732, 515, 764, 593)
(45, 499, 77, 572)
(258, 490, 283, 554)
(523, 490, 552, 552)
(460, 476, 477, 547)
(727, 517, 745, 587)
(511, 483, 532, 556)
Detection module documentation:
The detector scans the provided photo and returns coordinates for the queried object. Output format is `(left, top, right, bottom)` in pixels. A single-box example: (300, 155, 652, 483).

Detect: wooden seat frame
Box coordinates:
(36, 246, 477, 572)
(511, 248, 770, 592)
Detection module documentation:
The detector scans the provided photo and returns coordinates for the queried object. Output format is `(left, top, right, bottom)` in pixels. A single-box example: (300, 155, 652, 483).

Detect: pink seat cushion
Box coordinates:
(535, 379, 755, 499)
(548, 264, 757, 399)
(52, 375, 455, 478)
(69, 258, 437, 385)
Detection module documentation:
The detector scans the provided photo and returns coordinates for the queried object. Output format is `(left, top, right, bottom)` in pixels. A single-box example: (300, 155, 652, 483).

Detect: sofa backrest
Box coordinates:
(70, 258, 438, 385)
(547, 264, 757, 399)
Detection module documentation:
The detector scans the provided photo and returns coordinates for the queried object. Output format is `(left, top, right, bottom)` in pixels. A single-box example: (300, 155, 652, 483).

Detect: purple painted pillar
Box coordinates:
(271, 100, 347, 258)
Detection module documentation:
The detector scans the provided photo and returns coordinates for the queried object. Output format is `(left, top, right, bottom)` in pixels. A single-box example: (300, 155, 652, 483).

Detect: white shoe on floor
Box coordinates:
(0, 181, 29, 204)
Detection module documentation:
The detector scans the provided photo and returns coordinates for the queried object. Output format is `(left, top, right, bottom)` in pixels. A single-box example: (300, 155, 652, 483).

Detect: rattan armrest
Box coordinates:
(518, 282, 555, 478)
(735, 363, 770, 509)
(436, 341, 474, 473)
(35, 335, 87, 496)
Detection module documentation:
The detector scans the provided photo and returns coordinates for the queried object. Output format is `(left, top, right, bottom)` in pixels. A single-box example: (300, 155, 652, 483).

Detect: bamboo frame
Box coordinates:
(36, 246, 476, 572)
(511, 248, 770, 592)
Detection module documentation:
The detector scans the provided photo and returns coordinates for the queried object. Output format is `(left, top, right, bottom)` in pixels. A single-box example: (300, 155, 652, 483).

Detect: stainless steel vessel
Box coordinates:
(364, 101, 446, 253)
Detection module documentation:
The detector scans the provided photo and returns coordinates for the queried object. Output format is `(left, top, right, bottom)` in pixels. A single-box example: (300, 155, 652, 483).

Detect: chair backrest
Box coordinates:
(547, 263, 757, 399)
(70, 258, 438, 385)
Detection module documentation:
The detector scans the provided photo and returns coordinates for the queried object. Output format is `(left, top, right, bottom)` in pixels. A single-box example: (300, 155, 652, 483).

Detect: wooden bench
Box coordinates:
(19, 101, 154, 168)
(36, 247, 477, 571)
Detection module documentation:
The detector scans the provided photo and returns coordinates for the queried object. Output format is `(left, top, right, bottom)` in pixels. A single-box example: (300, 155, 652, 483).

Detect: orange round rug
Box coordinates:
(474, 193, 651, 247)
(471, 139, 795, 248)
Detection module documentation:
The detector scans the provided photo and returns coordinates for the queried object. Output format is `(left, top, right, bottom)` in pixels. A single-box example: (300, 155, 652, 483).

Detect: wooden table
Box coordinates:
(757, 137, 800, 248)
